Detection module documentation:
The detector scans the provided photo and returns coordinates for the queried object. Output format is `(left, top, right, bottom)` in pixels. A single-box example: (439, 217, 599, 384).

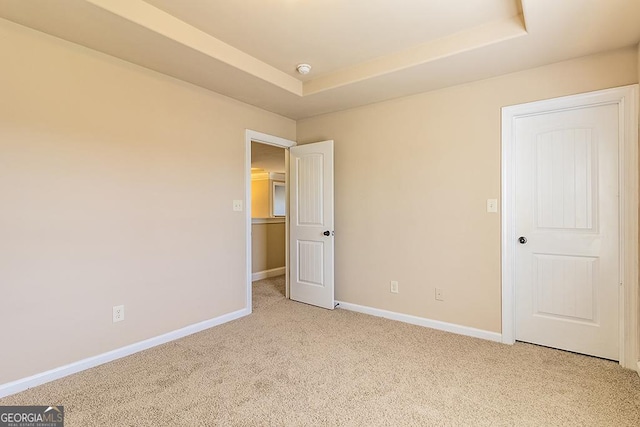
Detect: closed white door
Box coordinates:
(289, 140, 334, 309)
(514, 102, 619, 360)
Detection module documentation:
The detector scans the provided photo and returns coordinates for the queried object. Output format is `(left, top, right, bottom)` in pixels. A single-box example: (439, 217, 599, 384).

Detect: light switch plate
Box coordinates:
(487, 199, 498, 213)
(390, 281, 399, 294)
(233, 200, 243, 211)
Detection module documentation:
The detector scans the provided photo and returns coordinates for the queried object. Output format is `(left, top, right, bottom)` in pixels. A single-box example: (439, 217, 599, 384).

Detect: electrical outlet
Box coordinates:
(233, 200, 243, 211)
(435, 288, 444, 301)
(390, 281, 399, 294)
(113, 305, 124, 323)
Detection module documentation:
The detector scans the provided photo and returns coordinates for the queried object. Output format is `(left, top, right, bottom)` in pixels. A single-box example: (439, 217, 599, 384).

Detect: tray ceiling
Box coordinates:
(0, 0, 638, 119)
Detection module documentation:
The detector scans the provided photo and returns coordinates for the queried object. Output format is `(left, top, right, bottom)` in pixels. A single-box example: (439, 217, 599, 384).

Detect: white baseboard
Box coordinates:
(252, 267, 285, 281)
(336, 301, 502, 343)
(0, 308, 250, 399)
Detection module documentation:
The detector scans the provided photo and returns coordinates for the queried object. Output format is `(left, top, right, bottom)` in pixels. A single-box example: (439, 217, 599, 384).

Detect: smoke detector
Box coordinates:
(296, 63, 312, 75)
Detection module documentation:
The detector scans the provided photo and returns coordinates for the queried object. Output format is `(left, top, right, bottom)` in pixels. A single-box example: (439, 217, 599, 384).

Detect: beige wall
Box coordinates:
(297, 47, 638, 334)
(266, 222, 286, 269)
(251, 222, 286, 273)
(251, 178, 270, 218)
(0, 19, 295, 384)
(252, 224, 268, 273)
(2, 12, 638, 386)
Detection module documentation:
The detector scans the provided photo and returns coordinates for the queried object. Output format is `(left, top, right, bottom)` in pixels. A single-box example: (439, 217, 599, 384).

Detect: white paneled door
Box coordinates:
(289, 141, 335, 309)
(515, 102, 619, 360)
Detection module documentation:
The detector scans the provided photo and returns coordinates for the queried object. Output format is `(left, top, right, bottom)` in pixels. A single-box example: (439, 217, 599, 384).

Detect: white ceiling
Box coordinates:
(1, 0, 639, 120)
(143, 0, 521, 81)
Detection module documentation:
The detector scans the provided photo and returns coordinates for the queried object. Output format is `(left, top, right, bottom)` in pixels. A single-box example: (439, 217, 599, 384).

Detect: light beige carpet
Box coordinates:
(2, 275, 639, 426)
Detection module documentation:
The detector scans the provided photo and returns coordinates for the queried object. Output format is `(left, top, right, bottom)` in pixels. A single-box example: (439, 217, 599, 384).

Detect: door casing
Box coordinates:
(501, 85, 639, 369)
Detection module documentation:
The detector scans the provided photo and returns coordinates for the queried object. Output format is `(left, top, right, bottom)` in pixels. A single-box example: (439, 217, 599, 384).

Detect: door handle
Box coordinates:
(518, 236, 527, 244)
(323, 230, 331, 236)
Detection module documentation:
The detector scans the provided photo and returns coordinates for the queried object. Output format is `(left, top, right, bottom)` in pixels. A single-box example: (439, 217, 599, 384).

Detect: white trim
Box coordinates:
(252, 218, 286, 224)
(501, 85, 639, 369)
(284, 149, 291, 300)
(336, 301, 502, 343)
(0, 308, 249, 398)
(250, 172, 285, 182)
(252, 267, 286, 282)
(251, 172, 270, 181)
(245, 130, 296, 313)
(620, 85, 639, 371)
(246, 130, 296, 149)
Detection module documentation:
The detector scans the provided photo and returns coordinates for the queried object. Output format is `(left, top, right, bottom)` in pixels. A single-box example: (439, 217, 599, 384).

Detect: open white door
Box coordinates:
(289, 140, 334, 309)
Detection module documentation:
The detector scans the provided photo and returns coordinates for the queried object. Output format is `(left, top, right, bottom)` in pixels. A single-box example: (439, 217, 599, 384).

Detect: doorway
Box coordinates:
(250, 142, 286, 281)
(245, 130, 295, 312)
(501, 85, 639, 368)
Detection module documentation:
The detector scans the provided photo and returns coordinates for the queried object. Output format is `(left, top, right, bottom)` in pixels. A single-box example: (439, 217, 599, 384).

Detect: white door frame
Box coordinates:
(245, 130, 296, 312)
(501, 85, 639, 370)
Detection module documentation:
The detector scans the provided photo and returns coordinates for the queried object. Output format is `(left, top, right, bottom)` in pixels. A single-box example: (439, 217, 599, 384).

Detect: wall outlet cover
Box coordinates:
(113, 305, 125, 323)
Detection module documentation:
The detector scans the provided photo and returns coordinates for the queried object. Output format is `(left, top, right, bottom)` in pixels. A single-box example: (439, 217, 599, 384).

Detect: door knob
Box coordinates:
(518, 236, 527, 244)
(323, 230, 331, 236)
